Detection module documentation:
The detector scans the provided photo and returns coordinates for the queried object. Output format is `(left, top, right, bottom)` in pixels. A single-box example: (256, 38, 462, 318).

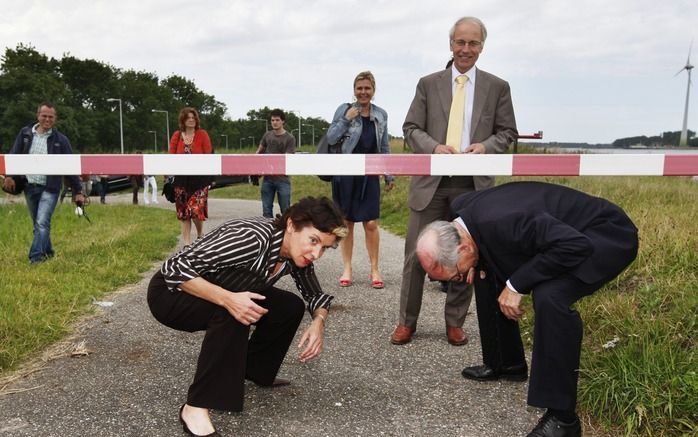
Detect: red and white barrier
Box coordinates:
(1, 153, 697, 176)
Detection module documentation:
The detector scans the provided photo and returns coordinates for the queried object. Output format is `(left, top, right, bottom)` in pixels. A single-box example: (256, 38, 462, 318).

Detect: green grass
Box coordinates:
(0, 200, 178, 372)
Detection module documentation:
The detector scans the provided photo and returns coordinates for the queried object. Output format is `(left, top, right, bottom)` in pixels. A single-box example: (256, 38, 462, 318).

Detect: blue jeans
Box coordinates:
(261, 178, 291, 218)
(24, 184, 59, 263)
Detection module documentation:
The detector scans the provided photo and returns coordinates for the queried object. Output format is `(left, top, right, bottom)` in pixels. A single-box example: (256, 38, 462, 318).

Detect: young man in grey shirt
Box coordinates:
(256, 108, 296, 218)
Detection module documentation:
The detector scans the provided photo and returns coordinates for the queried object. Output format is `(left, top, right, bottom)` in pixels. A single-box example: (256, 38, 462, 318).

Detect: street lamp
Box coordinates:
(248, 135, 255, 147)
(252, 118, 268, 132)
(221, 134, 229, 151)
(290, 110, 301, 147)
(302, 124, 316, 147)
(106, 98, 124, 154)
(151, 109, 170, 147)
(148, 130, 157, 152)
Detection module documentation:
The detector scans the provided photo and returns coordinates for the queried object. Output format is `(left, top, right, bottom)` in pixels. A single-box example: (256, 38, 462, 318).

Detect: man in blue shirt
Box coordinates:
(3, 102, 85, 264)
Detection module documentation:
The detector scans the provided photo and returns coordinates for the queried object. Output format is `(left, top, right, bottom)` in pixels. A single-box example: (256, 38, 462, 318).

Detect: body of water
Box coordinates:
(536, 147, 697, 155)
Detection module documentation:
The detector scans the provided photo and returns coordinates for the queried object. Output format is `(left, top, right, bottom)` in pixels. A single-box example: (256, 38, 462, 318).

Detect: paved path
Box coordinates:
(0, 195, 540, 436)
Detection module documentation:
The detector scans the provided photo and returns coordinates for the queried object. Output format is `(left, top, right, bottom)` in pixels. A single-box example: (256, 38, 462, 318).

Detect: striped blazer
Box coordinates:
(161, 217, 333, 314)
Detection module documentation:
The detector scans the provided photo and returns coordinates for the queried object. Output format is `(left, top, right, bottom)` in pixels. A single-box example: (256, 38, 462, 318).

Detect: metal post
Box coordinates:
(107, 98, 124, 154)
(152, 109, 170, 150)
(253, 118, 268, 132)
(290, 110, 301, 146)
(303, 124, 315, 147)
(148, 130, 157, 152)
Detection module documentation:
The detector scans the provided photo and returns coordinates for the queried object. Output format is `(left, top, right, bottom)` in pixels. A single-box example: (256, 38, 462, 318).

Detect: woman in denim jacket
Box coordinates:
(326, 71, 395, 289)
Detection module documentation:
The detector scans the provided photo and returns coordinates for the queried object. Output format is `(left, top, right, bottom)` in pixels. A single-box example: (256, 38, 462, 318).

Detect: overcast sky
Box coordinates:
(2, 0, 696, 144)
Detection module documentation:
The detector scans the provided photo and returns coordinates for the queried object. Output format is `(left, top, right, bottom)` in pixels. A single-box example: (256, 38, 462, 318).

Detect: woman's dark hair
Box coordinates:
(178, 107, 201, 131)
(273, 196, 348, 240)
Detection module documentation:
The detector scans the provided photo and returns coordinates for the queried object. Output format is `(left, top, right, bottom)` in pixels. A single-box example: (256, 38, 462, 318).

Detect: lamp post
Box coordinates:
(151, 109, 170, 148)
(106, 98, 124, 154)
(290, 110, 301, 147)
(302, 124, 316, 147)
(221, 134, 229, 151)
(248, 136, 255, 147)
(148, 130, 157, 152)
(253, 118, 268, 132)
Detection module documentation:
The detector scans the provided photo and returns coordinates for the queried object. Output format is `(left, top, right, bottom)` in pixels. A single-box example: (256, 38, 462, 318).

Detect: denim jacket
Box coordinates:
(10, 124, 82, 194)
(326, 103, 393, 183)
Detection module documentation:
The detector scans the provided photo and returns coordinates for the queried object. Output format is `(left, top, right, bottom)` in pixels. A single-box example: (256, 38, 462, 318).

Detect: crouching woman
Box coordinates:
(147, 197, 347, 436)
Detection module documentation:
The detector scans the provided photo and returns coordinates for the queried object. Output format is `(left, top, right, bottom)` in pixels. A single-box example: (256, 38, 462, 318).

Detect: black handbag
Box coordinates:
(2, 175, 27, 195)
(316, 103, 352, 182)
(315, 134, 346, 182)
(162, 176, 176, 203)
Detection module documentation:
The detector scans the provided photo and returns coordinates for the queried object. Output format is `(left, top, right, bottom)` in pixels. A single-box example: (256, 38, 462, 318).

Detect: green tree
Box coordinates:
(0, 45, 65, 149)
(0, 45, 332, 155)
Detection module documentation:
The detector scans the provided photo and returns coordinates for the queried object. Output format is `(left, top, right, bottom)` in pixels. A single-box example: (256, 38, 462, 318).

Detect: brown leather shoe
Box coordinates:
(446, 326, 468, 346)
(390, 324, 415, 345)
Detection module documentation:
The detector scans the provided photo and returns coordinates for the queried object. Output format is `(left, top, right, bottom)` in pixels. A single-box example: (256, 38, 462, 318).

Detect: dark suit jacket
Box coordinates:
(451, 182, 638, 293)
(403, 68, 517, 211)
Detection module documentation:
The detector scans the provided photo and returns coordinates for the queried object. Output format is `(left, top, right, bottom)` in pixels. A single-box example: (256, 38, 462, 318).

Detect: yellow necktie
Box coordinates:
(446, 74, 468, 151)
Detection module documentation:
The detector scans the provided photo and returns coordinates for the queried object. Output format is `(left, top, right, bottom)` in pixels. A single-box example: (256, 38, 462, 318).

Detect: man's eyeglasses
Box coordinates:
(449, 264, 466, 282)
(451, 39, 482, 49)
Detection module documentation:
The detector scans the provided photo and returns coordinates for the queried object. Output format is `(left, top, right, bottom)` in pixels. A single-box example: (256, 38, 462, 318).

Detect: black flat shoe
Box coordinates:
(270, 377, 291, 387)
(526, 411, 581, 437)
(461, 363, 528, 381)
(179, 404, 220, 437)
(247, 377, 291, 387)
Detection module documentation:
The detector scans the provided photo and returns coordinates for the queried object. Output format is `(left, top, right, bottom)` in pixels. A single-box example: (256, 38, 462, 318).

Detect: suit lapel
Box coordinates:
(436, 70, 452, 120)
(470, 68, 490, 140)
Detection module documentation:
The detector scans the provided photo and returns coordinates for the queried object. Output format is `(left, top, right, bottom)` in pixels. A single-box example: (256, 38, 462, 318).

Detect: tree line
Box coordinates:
(0, 44, 329, 153)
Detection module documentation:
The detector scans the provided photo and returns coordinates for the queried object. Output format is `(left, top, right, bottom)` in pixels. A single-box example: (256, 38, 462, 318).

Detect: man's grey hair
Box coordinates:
(418, 220, 461, 268)
(449, 16, 487, 44)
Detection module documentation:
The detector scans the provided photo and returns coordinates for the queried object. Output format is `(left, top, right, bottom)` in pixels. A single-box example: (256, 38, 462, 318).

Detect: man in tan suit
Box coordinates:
(391, 16, 517, 345)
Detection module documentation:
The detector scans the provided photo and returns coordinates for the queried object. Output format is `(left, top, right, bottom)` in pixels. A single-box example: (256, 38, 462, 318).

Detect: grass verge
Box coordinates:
(0, 200, 178, 373)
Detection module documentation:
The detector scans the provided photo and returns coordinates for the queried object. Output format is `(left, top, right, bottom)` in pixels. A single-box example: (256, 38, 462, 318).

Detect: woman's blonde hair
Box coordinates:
(353, 71, 376, 92)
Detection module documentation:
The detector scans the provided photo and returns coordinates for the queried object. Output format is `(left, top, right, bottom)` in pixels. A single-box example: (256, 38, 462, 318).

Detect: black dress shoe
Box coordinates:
(461, 363, 528, 381)
(179, 404, 220, 437)
(526, 411, 581, 437)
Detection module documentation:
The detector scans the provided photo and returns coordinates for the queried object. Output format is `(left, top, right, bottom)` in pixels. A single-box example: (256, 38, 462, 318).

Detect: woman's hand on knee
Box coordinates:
(223, 292, 268, 326)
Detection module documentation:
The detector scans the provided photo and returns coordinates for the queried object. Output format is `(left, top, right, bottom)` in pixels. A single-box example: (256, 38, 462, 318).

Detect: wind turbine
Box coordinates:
(676, 41, 693, 146)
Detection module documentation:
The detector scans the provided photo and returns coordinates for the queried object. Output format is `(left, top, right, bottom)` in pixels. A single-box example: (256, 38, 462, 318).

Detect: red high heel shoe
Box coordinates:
(370, 274, 384, 289)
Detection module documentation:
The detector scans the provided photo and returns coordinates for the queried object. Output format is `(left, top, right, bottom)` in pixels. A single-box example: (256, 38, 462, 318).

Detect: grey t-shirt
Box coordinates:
(259, 131, 296, 182)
